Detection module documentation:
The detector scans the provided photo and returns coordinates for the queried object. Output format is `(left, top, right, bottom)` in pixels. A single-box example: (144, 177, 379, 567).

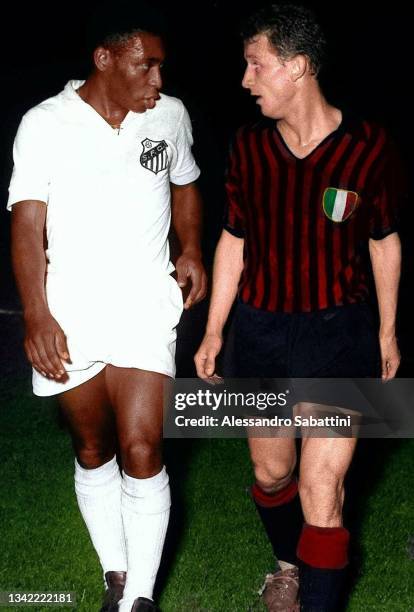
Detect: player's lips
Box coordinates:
(144, 98, 156, 109)
(143, 93, 161, 109)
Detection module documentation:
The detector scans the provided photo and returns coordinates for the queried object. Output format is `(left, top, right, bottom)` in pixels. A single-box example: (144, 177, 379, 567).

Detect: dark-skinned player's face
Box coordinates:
(104, 32, 165, 113)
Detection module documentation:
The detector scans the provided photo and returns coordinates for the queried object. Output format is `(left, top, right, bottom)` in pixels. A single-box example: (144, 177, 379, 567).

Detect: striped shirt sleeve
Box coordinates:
(368, 135, 405, 240)
(223, 135, 245, 238)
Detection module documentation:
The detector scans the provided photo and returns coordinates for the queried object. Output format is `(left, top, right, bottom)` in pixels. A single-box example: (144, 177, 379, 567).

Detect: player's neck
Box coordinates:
(277, 89, 341, 149)
(76, 74, 128, 128)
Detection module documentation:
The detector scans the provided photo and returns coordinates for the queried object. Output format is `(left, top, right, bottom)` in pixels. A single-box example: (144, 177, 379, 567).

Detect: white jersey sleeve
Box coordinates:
(168, 103, 200, 186)
(7, 110, 52, 209)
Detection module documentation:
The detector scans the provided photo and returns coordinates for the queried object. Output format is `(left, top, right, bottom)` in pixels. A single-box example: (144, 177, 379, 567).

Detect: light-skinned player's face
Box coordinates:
(242, 34, 296, 119)
(103, 32, 165, 113)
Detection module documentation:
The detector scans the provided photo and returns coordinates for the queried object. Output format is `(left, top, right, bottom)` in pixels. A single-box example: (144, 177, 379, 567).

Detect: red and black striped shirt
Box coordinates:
(224, 116, 402, 313)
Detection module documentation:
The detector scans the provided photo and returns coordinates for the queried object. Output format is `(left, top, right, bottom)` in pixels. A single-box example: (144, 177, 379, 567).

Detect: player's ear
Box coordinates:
(289, 54, 308, 82)
(93, 46, 113, 73)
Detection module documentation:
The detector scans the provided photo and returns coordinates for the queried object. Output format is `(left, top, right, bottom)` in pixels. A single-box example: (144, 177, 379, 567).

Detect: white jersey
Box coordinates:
(8, 80, 200, 393)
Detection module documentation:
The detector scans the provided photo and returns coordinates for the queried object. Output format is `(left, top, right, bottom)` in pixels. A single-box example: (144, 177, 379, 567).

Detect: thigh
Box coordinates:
(104, 365, 167, 458)
(294, 401, 361, 437)
(58, 366, 116, 461)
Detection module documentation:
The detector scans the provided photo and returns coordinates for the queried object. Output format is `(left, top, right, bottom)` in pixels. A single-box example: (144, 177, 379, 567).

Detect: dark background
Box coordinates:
(0, 7, 411, 603)
(0, 0, 412, 375)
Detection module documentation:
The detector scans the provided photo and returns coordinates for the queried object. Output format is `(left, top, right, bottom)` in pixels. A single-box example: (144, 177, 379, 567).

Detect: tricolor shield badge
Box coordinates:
(323, 188, 359, 222)
(140, 138, 169, 175)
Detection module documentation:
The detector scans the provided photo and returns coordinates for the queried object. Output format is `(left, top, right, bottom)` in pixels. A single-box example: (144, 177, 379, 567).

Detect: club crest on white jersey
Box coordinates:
(140, 138, 169, 174)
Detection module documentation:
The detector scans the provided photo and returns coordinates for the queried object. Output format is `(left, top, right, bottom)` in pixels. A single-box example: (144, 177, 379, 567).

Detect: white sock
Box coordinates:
(74, 456, 127, 575)
(118, 466, 171, 611)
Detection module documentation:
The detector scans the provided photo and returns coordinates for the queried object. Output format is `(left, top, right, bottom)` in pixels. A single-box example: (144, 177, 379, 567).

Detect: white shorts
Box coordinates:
(33, 361, 107, 396)
(33, 271, 183, 397)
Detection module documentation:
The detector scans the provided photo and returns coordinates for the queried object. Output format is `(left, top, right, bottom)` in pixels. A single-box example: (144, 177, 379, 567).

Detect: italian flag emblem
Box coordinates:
(323, 188, 359, 222)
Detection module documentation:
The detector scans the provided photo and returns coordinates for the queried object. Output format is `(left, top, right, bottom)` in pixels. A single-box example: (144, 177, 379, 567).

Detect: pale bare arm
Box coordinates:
(368, 232, 401, 380)
(194, 229, 244, 378)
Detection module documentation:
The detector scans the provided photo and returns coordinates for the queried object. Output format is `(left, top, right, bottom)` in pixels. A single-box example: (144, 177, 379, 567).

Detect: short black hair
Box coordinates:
(86, 0, 168, 52)
(241, 3, 327, 75)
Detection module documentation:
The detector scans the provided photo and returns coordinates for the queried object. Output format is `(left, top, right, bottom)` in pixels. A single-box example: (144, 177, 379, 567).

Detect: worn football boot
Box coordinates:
(260, 564, 299, 611)
(130, 597, 160, 611)
(100, 571, 127, 612)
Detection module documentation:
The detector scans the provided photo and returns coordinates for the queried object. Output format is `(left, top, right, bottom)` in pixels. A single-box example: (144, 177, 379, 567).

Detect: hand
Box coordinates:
(379, 333, 400, 381)
(175, 252, 207, 310)
(194, 333, 223, 382)
(24, 309, 71, 381)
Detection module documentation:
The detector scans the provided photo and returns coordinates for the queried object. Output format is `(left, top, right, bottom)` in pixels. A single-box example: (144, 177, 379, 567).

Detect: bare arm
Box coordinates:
(11, 200, 70, 380)
(369, 232, 401, 380)
(171, 181, 207, 309)
(194, 229, 244, 378)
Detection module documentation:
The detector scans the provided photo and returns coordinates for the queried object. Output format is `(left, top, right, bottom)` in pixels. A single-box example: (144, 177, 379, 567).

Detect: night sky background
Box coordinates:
(0, 0, 412, 376)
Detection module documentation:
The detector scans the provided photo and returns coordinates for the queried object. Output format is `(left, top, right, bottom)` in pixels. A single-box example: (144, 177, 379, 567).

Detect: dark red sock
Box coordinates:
(252, 478, 303, 567)
(297, 524, 350, 610)
(252, 478, 298, 508)
(297, 523, 350, 569)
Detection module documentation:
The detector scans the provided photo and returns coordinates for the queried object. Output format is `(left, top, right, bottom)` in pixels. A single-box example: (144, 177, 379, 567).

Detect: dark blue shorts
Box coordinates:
(233, 301, 381, 379)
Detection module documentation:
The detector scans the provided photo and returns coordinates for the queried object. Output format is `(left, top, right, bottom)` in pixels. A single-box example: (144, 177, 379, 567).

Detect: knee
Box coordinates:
(253, 459, 296, 494)
(121, 438, 162, 477)
(76, 444, 115, 469)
